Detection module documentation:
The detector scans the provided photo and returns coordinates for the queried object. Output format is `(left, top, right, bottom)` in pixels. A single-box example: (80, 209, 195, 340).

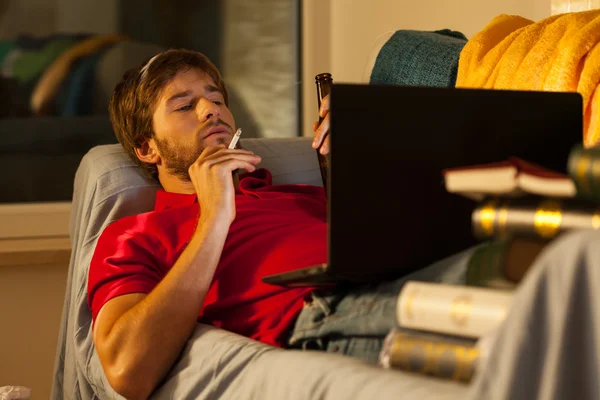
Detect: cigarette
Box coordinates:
(228, 128, 242, 149)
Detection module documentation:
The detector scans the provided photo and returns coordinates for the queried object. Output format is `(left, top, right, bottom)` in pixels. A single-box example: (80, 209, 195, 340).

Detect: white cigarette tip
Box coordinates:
(228, 128, 242, 149)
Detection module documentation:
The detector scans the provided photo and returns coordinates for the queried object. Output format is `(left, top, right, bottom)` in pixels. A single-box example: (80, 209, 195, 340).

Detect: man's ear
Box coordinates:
(134, 139, 160, 165)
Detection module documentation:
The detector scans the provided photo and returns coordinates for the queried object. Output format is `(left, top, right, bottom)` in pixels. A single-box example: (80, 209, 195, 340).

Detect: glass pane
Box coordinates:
(0, 0, 301, 203)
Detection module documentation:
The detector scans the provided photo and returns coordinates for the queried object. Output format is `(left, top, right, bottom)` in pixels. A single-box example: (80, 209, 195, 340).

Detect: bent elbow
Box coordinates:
(106, 363, 155, 400)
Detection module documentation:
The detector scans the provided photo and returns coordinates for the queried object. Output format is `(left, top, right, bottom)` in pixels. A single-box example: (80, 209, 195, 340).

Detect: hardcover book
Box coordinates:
(397, 281, 512, 339)
(466, 236, 548, 289)
(472, 197, 600, 240)
(443, 157, 576, 201)
(379, 329, 478, 382)
(568, 144, 600, 202)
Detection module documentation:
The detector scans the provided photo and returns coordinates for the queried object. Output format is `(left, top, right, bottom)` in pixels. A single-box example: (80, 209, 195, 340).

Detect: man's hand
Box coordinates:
(188, 145, 261, 224)
(312, 94, 331, 155)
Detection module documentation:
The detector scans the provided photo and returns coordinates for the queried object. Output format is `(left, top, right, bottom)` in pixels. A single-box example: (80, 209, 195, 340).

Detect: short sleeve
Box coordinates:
(87, 221, 165, 321)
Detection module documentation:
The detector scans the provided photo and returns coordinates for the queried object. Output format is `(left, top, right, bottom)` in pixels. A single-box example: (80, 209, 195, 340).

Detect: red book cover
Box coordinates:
(443, 157, 575, 200)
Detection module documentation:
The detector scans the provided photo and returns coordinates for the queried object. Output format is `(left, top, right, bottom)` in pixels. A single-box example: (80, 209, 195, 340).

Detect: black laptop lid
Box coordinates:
(328, 84, 582, 282)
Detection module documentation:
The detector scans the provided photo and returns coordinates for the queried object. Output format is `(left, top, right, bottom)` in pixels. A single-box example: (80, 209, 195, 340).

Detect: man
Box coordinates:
(88, 49, 468, 399)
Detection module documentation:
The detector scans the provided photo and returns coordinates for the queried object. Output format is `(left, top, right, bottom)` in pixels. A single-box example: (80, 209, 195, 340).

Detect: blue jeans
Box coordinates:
(286, 246, 478, 363)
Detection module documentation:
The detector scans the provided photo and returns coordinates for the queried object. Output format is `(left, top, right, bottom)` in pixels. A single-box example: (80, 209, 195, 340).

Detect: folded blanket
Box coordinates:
(456, 11, 600, 148)
(370, 29, 467, 88)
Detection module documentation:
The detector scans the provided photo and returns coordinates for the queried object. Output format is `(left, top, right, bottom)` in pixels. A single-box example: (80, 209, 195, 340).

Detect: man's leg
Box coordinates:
(468, 230, 600, 400)
(287, 246, 479, 363)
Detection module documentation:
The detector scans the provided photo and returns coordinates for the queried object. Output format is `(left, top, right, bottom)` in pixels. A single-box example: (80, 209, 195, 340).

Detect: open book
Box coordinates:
(443, 157, 576, 200)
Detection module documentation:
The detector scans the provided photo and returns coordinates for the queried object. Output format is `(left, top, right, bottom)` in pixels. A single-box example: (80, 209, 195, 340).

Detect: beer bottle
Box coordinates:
(315, 73, 333, 192)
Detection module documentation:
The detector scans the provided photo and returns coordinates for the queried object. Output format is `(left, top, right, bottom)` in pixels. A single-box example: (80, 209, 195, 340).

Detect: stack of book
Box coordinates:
(379, 144, 600, 382)
(446, 144, 600, 289)
(379, 281, 511, 382)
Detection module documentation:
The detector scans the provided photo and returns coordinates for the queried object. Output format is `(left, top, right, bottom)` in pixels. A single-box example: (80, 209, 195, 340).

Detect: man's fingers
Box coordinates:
(201, 147, 256, 162)
(215, 158, 259, 174)
(319, 94, 330, 118)
(202, 153, 262, 169)
(312, 113, 330, 149)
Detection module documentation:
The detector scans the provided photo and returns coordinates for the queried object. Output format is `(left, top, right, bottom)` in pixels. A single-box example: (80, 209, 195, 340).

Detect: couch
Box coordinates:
(49, 29, 475, 399)
(53, 141, 600, 400)
(51, 28, 600, 399)
(55, 137, 479, 399)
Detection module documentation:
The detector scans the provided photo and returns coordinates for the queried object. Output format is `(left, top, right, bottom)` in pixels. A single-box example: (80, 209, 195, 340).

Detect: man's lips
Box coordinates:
(203, 126, 231, 139)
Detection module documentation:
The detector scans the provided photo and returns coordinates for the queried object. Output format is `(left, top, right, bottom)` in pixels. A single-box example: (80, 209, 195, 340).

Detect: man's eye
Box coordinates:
(213, 101, 223, 105)
(176, 104, 192, 112)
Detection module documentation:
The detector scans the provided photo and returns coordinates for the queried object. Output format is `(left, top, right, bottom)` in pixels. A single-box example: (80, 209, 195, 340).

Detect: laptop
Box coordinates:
(262, 84, 583, 287)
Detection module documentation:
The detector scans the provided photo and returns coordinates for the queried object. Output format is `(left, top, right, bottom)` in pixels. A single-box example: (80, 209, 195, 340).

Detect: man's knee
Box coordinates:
(549, 230, 600, 257)
(533, 230, 600, 279)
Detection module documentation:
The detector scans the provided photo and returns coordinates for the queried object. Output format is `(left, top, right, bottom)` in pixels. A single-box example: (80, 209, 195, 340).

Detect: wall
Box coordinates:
(301, 0, 332, 138)
(0, 0, 118, 38)
(0, 0, 58, 39)
(0, 261, 68, 399)
(56, 0, 118, 34)
(302, 0, 551, 137)
(0, 204, 71, 398)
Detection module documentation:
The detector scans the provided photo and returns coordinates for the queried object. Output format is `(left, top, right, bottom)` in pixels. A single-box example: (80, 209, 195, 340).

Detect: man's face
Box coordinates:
(150, 68, 236, 181)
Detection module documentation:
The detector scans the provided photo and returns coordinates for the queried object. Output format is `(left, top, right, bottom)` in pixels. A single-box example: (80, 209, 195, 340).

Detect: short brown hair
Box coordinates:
(109, 49, 228, 180)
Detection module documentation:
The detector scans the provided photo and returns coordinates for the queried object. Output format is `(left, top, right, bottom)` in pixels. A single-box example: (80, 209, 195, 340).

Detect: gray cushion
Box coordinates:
(85, 137, 322, 203)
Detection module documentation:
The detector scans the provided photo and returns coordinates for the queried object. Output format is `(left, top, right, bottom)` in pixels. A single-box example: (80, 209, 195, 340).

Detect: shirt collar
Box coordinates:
(154, 190, 197, 210)
(153, 169, 272, 210)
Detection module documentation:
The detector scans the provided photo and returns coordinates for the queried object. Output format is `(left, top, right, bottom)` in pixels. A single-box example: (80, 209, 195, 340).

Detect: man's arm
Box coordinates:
(92, 146, 262, 400)
(93, 215, 227, 399)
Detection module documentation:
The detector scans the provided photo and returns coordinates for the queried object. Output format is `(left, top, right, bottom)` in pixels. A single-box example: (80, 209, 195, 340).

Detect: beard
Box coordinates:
(154, 134, 229, 182)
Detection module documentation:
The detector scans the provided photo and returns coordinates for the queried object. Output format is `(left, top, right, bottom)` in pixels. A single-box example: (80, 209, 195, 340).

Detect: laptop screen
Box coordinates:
(328, 84, 582, 281)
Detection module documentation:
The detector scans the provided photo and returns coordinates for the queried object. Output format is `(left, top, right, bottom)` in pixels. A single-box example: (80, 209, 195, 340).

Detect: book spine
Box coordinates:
(397, 281, 512, 338)
(466, 239, 516, 289)
(568, 145, 600, 202)
(466, 237, 547, 288)
(379, 329, 478, 382)
(472, 198, 600, 240)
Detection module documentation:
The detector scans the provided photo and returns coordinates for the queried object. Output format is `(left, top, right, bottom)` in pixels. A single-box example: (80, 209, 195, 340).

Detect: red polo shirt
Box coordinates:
(87, 169, 327, 346)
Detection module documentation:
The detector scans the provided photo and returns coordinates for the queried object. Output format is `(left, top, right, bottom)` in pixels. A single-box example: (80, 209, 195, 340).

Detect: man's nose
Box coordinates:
(196, 98, 220, 122)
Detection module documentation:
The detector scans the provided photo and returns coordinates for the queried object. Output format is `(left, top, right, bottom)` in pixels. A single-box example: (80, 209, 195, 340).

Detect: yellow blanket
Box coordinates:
(456, 10, 600, 148)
